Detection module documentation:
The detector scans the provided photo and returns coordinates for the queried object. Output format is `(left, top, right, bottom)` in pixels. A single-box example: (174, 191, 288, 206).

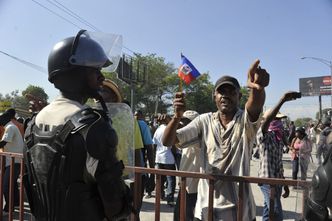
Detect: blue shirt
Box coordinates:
(137, 120, 153, 145)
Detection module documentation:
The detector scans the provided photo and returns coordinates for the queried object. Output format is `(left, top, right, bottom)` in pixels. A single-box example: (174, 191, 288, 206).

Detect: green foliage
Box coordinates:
(180, 74, 216, 113)
(239, 87, 249, 109)
(133, 54, 175, 114)
(294, 117, 312, 127)
(104, 54, 176, 114)
(0, 85, 48, 115)
(0, 100, 12, 113)
(0, 90, 19, 113)
(22, 85, 49, 101)
(102, 54, 252, 116)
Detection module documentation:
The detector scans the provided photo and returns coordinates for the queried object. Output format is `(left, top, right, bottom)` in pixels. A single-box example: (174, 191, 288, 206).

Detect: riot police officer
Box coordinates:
(24, 30, 131, 221)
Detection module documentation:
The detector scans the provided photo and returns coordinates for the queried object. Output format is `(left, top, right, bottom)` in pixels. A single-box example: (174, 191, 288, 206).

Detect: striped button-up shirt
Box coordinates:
(177, 108, 260, 221)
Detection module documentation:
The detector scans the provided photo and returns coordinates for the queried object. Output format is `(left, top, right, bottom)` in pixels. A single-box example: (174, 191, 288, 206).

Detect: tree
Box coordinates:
(176, 73, 216, 114)
(102, 54, 230, 118)
(0, 100, 12, 113)
(0, 85, 48, 117)
(21, 85, 48, 102)
(104, 53, 175, 116)
(294, 117, 312, 127)
(0, 90, 19, 113)
(240, 87, 249, 109)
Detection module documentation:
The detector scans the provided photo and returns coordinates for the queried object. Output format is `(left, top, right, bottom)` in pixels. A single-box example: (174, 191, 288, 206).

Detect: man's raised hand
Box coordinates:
(173, 92, 185, 118)
(247, 59, 270, 90)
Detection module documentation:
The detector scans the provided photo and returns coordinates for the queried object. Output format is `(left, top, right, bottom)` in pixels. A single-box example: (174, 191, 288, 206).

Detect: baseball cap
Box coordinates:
(4, 108, 16, 119)
(182, 110, 199, 121)
(295, 126, 306, 134)
(214, 75, 240, 91)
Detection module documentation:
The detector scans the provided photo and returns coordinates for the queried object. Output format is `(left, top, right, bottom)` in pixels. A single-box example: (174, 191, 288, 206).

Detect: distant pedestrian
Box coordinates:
(173, 110, 200, 221)
(257, 91, 300, 221)
(316, 117, 332, 166)
(135, 110, 155, 199)
(0, 110, 24, 213)
(290, 127, 312, 181)
(153, 114, 176, 206)
(288, 121, 296, 148)
(308, 123, 317, 150)
(4, 108, 24, 137)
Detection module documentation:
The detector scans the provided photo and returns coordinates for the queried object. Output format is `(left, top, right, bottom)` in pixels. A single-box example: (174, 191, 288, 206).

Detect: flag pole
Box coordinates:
(179, 78, 183, 92)
(179, 52, 183, 92)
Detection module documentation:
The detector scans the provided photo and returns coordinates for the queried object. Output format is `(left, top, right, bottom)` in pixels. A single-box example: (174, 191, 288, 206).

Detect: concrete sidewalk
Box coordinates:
(139, 152, 318, 221)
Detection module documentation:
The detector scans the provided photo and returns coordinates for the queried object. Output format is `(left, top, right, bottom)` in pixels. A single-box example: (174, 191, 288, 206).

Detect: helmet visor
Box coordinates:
(69, 30, 123, 73)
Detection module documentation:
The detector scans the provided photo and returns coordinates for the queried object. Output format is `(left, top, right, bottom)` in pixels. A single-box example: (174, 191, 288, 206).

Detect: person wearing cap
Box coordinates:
(0, 108, 24, 139)
(163, 59, 269, 221)
(256, 91, 301, 221)
(316, 117, 332, 166)
(173, 110, 200, 221)
(290, 126, 312, 182)
(0, 110, 24, 213)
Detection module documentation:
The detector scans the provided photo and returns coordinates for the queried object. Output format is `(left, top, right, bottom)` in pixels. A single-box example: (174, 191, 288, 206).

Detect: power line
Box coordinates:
(31, 0, 139, 56)
(0, 50, 46, 73)
(31, 0, 82, 29)
(49, 0, 101, 31)
(123, 46, 139, 54)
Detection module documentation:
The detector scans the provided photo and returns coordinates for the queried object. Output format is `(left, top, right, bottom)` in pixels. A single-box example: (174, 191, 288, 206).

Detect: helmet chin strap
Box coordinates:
(92, 91, 110, 121)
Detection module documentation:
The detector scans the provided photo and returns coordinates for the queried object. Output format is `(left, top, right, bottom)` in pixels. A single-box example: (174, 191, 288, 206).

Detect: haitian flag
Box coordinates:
(178, 54, 201, 84)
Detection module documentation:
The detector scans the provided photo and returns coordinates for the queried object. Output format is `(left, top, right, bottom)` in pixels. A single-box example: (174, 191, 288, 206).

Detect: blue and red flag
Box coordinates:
(178, 54, 201, 85)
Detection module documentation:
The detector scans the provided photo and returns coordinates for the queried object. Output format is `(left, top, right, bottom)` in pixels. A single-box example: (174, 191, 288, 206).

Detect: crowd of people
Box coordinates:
(0, 30, 331, 221)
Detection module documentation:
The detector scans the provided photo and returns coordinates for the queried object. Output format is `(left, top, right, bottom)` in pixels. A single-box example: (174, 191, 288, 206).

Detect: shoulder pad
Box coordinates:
(24, 115, 36, 140)
(70, 108, 105, 133)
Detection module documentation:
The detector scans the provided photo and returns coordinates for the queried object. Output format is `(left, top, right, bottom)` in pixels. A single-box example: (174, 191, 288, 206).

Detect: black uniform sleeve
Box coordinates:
(85, 115, 131, 220)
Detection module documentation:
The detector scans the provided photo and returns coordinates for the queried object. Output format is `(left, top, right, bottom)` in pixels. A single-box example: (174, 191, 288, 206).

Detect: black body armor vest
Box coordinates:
(23, 108, 119, 221)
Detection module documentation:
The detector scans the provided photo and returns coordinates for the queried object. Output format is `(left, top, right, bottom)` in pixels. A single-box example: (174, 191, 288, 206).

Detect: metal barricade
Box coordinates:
(0, 152, 32, 221)
(126, 166, 311, 221)
(0, 153, 310, 221)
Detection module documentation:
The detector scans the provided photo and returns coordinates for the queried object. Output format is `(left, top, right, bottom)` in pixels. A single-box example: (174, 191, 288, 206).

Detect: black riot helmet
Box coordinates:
(48, 30, 112, 84)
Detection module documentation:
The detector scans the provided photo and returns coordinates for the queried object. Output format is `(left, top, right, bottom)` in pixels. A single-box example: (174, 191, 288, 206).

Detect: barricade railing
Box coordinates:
(0, 152, 311, 221)
(126, 166, 311, 221)
(0, 152, 29, 221)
